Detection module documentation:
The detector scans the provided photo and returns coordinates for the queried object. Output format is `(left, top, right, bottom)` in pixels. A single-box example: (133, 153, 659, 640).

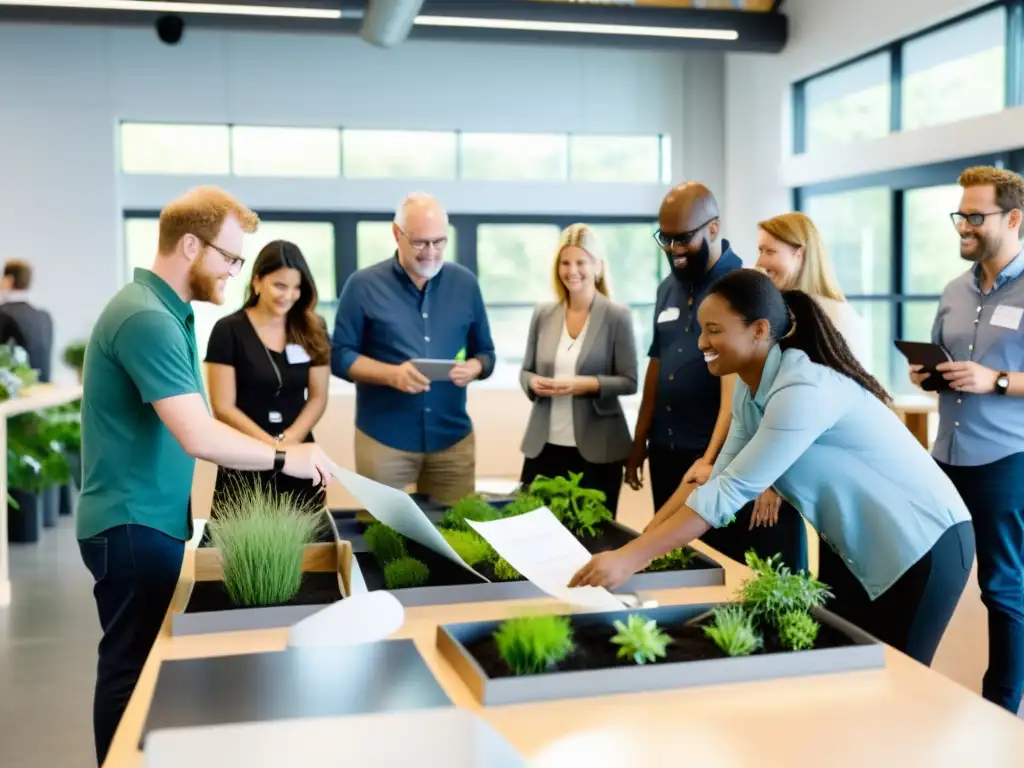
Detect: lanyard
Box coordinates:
(262, 342, 282, 397)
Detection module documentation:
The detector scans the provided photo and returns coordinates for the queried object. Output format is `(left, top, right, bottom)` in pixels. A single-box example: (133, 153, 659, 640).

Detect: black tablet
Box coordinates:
(893, 340, 952, 392)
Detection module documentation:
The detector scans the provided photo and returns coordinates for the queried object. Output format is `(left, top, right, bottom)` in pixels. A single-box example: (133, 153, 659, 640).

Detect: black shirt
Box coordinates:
(205, 309, 314, 442)
(0, 300, 53, 383)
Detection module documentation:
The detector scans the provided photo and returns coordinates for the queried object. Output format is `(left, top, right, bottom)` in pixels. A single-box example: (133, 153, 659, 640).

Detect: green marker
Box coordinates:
(455, 347, 467, 362)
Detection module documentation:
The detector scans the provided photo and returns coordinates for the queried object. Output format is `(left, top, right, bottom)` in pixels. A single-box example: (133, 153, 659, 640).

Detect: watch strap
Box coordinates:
(274, 449, 287, 472)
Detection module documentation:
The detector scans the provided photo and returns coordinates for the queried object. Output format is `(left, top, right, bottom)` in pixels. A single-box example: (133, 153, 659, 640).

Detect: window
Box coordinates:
(902, 299, 939, 343)
(120, 123, 230, 175)
(231, 126, 341, 178)
(485, 306, 536, 387)
(476, 224, 562, 303)
(569, 135, 661, 183)
(904, 184, 969, 294)
(802, 186, 893, 295)
(588, 222, 662, 304)
(803, 54, 891, 153)
(461, 133, 568, 181)
(123, 218, 336, 359)
(342, 130, 457, 179)
(901, 7, 1006, 131)
(356, 221, 457, 270)
(846, 299, 890, 386)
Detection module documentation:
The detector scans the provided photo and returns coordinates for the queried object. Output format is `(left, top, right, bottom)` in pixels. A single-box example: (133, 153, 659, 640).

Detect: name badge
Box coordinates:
(268, 411, 283, 424)
(285, 344, 311, 364)
(657, 307, 680, 324)
(991, 304, 1023, 331)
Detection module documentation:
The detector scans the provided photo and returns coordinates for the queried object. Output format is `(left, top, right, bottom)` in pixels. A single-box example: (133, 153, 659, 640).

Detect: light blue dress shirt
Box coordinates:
(687, 345, 971, 600)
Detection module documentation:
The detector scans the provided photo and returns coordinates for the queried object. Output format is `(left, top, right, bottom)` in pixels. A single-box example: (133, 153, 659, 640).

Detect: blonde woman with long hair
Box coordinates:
(756, 211, 871, 367)
(519, 224, 638, 516)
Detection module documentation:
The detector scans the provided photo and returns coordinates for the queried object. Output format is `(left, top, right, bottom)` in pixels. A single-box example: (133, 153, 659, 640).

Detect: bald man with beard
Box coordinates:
(626, 183, 742, 521)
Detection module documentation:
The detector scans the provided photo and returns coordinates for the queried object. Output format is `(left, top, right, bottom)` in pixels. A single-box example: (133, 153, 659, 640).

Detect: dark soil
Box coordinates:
(185, 571, 343, 614)
(466, 614, 854, 679)
(197, 523, 335, 549)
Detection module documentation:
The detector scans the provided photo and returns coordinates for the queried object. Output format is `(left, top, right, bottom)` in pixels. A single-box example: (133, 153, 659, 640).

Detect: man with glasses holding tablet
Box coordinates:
(332, 193, 495, 504)
(625, 183, 742, 527)
(909, 165, 1024, 714)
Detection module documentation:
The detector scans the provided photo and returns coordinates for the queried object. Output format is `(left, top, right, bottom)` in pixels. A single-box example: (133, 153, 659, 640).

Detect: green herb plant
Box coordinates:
(440, 528, 495, 566)
(364, 522, 407, 564)
(384, 557, 430, 589)
(738, 551, 833, 629)
(645, 547, 698, 572)
(493, 615, 575, 675)
(527, 472, 612, 537)
(500, 491, 545, 518)
(207, 483, 323, 608)
(776, 610, 821, 651)
(440, 494, 501, 532)
(610, 614, 672, 665)
(702, 605, 763, 657)
(492, 556, 521, 581)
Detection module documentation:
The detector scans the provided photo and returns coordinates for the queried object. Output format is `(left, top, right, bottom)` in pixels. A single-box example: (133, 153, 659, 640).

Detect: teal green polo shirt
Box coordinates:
(76, 269, 205, 542)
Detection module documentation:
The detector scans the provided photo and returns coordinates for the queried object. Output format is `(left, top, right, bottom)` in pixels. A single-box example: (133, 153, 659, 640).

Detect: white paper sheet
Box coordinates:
(186, 519, 207, 550)
(287, 592, 405, 648)
(467, 508, 627, 612)
(326, 460, 488, 582)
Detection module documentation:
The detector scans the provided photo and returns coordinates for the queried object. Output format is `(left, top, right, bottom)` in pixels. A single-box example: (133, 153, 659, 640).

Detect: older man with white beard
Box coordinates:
(332, 193, 495, 503)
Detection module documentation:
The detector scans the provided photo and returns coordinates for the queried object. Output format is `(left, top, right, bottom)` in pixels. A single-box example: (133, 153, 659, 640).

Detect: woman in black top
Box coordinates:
(205, 240, 331, 512)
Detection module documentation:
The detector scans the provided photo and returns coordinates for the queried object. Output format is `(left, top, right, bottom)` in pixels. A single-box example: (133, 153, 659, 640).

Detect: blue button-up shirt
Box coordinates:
(688, 345, 971, 599)
(932, 252, 1024, 467)
(331, 256, 496, 453)
(648, 245, 743, 451)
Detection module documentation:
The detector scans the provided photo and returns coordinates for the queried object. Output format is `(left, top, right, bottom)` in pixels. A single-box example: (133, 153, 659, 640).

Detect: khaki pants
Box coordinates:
(354, 429, 476, 505)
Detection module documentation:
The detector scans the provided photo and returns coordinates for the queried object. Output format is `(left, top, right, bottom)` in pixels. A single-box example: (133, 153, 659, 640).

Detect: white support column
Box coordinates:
(0, 384, 84, 608)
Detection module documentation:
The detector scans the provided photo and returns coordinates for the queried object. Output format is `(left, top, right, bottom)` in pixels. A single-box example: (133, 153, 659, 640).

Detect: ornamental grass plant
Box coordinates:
(207, 481, 323, 608)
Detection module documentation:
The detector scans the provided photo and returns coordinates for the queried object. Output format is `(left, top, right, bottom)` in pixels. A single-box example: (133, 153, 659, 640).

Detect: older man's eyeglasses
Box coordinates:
(397, 227, 448, 252)
(198, 237, 246, 276)
(950, 210, 1008, 229)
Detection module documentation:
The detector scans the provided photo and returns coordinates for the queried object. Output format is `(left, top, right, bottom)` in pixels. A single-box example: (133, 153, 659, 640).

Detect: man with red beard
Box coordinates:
(76, 186, 331, 766)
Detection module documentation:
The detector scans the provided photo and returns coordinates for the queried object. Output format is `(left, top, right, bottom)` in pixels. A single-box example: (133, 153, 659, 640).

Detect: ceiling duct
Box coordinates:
(360, 0, 424, 47)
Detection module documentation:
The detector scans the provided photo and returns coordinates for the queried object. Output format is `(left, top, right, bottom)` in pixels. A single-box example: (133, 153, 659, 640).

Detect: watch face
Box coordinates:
(998, 375, 1010, 390)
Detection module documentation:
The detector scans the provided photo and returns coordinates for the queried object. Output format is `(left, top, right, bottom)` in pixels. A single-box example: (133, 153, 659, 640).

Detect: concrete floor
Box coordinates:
(1, 517, 100, 768)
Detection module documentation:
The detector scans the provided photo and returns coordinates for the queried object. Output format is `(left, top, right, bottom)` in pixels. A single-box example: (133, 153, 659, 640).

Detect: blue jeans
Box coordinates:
(79, 524, 184, 766)
(939, 453, 1024, 714)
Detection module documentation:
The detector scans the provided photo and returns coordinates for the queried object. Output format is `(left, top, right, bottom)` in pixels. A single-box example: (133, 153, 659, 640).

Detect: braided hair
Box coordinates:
(707, 269, 892, 406)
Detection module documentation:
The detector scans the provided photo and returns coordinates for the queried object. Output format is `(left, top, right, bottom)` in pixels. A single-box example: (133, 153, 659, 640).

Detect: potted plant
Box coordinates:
(7, 446, 44, 543)
(337, 474, 724, 607)
(62, 340, 87, 383)
(175, 482, 351, 636)
(9, 411, 71, 528)
(437, 550, 884, 706)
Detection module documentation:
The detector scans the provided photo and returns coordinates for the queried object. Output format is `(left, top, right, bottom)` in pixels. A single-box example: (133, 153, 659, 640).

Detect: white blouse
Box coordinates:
(548, 317, 588, 446)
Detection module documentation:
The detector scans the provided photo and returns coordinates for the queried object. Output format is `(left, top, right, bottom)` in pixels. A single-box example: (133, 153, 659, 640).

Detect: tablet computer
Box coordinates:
(893, 340, 952, 392)
(410, 358, 458, 381)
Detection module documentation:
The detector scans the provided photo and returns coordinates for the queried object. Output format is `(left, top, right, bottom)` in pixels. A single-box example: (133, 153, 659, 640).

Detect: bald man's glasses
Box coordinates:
(654, 217, 718, 250)
(397, 227, 448, 252)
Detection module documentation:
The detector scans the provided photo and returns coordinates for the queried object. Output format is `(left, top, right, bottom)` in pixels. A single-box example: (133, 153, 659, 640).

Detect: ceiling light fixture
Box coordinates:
(413, 14, 739, 41)
(0, 0, 341, 19)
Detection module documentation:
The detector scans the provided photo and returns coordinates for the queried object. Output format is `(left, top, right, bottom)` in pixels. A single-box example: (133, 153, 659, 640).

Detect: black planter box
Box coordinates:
(437, 602, 885, 706)
(333, 508, 725, 608)
(140, 640, 453, 747)
(41, 485, 59, 528)
(59, 483, 77, 517)
(7, 489, 41, 543)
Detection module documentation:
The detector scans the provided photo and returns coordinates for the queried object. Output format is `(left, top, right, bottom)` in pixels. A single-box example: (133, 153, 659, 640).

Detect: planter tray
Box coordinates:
(172, 539, 353, 637)
(140, 640, 453, 748)
(437, 602, 885, 706)
(334, 508, 724, 608)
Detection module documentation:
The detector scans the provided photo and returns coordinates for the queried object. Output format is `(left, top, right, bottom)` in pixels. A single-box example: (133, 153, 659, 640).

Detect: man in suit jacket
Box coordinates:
(0, 259, 54, 382)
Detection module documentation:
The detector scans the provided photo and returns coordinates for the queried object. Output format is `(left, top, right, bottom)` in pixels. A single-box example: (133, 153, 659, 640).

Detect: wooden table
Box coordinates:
(102, 542, 1024, 768)
(892, 393, 938, 449)
(0, 383, 82, 607)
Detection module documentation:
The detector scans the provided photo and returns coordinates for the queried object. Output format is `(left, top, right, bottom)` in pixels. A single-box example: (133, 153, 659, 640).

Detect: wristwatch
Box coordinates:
(995, 371, 1010, 396)
(273, 449, 287, 473)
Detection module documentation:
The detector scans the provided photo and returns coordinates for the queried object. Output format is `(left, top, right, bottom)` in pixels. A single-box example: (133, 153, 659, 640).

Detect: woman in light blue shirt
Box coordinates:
(571, 269, 974, 665)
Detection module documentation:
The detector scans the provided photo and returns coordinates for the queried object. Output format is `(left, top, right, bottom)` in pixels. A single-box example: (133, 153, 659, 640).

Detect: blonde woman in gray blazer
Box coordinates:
(519, 224, 638, 516)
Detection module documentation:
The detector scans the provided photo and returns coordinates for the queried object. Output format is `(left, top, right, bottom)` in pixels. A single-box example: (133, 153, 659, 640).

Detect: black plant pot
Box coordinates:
(59, 483, 77, 517)
(67, 451, 82, 491)
(42, 486, 59, 528)
(8, 490, 41, 543)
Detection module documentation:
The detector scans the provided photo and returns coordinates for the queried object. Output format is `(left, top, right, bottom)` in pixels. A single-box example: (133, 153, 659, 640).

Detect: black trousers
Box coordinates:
(521, 443, 625, 517)
(939, 453, 1024, 713)
(78, 524, 185, 766)
(819, 521, 974, 666)
(648, 445, 808, 572)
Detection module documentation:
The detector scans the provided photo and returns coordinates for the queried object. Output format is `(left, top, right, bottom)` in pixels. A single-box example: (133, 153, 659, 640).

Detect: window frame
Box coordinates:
(792, 0, 1021, 154)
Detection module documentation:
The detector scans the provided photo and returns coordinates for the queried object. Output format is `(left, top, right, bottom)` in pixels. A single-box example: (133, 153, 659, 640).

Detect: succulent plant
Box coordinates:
(610, 614, 672, 665)
(702, 604, 763, 657)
